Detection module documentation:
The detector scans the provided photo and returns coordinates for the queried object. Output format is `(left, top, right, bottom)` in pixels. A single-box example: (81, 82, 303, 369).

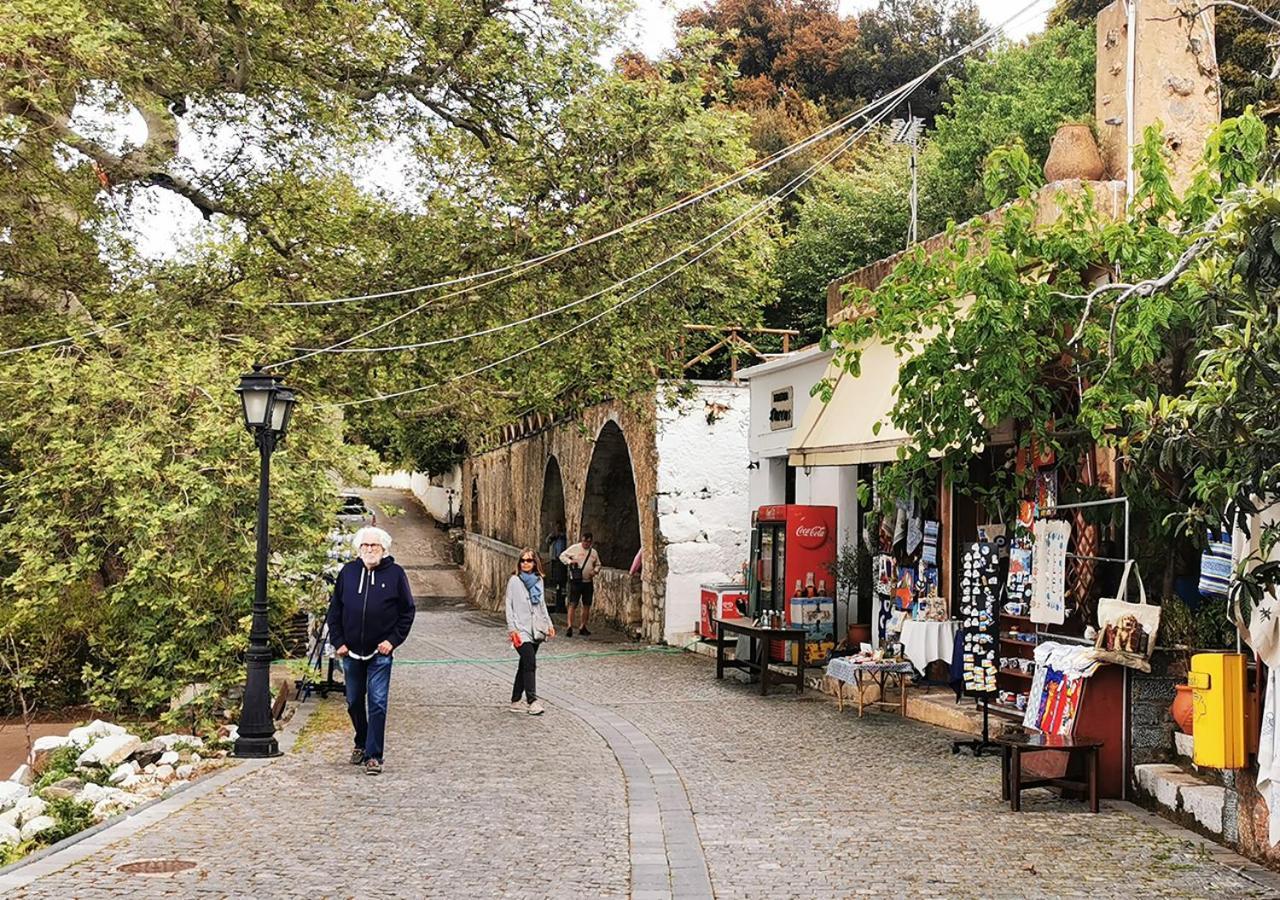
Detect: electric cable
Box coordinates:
(263, 0, 1049, 312)
(0, 311, 154, 357)
(322, 68, 923, 408)
(274, 3, 1043, 367)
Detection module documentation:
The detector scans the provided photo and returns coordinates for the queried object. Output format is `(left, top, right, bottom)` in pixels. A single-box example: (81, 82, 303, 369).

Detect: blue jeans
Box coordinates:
(343, 654, 393, 762)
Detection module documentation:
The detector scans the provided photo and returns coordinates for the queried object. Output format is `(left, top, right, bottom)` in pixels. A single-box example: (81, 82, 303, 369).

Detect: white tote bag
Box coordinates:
(1095, 561, 1160, 663)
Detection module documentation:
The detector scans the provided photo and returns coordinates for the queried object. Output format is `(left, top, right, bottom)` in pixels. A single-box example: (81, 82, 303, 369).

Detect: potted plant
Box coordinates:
(830, 543, 872, 647)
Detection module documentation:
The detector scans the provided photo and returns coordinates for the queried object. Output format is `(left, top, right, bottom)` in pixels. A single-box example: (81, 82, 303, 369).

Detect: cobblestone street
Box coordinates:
(6, 490, 1279, 898)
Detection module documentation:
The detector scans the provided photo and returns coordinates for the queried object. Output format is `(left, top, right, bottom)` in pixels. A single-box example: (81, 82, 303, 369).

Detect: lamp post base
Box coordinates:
(234, 734, 281, 758)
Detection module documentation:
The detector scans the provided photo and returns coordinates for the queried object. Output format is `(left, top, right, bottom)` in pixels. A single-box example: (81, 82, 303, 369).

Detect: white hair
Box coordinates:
(352, 526, 392, 552)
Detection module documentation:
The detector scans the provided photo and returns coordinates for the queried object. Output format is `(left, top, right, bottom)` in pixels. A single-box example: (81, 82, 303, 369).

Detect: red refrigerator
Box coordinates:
(749, 505, 838, 661)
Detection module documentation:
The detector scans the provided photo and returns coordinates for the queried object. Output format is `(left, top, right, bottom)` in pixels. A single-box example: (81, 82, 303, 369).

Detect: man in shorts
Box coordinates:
(559, 531, 601, 637)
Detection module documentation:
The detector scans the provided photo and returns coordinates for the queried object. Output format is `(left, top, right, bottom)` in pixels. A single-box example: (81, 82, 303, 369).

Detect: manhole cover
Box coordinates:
(116, 858, 198, 876)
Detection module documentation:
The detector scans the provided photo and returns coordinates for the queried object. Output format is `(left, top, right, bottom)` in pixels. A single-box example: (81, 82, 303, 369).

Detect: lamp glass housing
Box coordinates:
(270, 387, 297, 437)
(236, 371, 278, 431)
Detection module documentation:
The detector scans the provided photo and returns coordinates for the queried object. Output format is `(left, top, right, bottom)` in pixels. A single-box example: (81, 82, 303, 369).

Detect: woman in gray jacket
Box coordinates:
(506, 548, 555, 715)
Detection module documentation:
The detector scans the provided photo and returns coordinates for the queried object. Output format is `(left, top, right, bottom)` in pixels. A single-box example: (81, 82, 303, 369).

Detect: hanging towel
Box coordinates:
(1031, 519, 1071, 625)
(922, 520, 940, 566)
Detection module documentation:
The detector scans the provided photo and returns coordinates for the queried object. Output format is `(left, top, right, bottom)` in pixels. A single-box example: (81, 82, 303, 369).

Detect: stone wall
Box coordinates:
(1129, 649, 1180, 767)
(462, 396, 664, 641)
(1095, 1, 1219, 195)
(464, 532, 644, 629)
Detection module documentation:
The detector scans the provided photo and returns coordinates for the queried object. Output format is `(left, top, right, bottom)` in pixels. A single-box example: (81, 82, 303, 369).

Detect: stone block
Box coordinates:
(40, 777, 84, 801)
(1180, 784, 1226, 834)
(108, 761, 139, 784)
(158, 750, 180, 767)
(29, 734, 72, 768)
(19, 814, 57, 841)
(9, 763, 34, 786)
(0, 821, 19, 847)
(67, 719, 124, 747)
(0, 781, 30, 812)
(77, 733, 142, 768)
(1174, 732, 1194, 758)
(1134, 764, 1181, 801)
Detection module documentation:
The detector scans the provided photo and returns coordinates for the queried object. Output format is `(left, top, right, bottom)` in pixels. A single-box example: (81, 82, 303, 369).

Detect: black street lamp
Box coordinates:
(233, 365, 298, 758)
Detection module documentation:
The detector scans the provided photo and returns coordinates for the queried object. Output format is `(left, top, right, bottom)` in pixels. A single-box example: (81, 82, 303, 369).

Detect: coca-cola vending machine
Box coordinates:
(748, 504, 838, 661)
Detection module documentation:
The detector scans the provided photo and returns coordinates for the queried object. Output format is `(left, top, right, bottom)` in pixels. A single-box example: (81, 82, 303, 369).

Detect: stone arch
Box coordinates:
(579, 420, 641, 570)
(539, 456, 566, 550)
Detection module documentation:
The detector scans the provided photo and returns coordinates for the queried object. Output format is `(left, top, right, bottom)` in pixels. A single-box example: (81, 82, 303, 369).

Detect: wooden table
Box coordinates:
(714, 618, 806, 696)
(996, 731, 1103, 813)
(825, 656, 913, 717)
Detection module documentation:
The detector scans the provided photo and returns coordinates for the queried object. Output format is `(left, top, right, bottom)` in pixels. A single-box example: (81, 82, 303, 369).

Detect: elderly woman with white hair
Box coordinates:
(325, 524, 416, 776)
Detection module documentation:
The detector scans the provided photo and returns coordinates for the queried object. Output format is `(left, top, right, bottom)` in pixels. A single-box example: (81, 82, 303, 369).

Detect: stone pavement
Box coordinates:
(7, 490, 1280, 898)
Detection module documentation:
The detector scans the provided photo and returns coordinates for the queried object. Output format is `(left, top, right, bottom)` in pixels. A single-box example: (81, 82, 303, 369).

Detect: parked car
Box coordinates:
(336, 493, 376, 529)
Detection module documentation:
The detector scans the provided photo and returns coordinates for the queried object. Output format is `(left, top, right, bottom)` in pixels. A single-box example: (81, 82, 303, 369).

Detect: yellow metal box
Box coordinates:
(1189, 652, 1247, 769)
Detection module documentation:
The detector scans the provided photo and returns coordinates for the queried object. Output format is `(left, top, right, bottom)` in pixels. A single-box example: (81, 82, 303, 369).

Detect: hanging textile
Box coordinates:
(922, 520, 940, 566)
(1031, 519, 1071, 625)
(1257, 668, 1280, 846)
(1022, 641, 1103, 734)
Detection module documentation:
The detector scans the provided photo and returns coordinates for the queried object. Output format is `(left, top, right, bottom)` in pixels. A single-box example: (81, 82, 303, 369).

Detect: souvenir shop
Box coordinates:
(860, 440, 1137, 798)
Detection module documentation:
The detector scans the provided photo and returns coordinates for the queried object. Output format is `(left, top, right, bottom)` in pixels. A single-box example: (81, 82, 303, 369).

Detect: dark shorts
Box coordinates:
(568, 580, 595, 606)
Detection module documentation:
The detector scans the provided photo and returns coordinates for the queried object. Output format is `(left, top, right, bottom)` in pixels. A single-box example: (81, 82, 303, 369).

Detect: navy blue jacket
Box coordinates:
(326, 556, 416, 656)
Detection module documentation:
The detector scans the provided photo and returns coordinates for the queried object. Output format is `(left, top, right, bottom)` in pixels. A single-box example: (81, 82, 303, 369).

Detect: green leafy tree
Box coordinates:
(927, 21, 1096, 224)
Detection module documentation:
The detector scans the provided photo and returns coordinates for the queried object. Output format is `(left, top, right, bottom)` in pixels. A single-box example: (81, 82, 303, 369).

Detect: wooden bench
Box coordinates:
(714, 618, 806, 696)
(996, 732, 1102, 813)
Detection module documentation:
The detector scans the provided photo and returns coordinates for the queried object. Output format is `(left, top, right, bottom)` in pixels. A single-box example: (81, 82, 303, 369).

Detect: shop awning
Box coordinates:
(787, 338, 916, 467)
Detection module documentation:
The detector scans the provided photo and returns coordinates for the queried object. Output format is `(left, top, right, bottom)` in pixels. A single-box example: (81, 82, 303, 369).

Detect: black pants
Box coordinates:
(512, 640, 541, 703)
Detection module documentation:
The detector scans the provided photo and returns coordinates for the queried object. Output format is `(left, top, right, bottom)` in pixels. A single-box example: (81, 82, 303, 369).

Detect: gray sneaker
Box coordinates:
(509, 701, 525, 714)
(349, 748, 365, 765)
(527, 700, 545, 716)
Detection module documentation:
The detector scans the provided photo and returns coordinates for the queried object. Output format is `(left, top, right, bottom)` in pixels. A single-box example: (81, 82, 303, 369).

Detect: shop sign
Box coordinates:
(793, 514, 829, 550)
(769, 387, 793, 431)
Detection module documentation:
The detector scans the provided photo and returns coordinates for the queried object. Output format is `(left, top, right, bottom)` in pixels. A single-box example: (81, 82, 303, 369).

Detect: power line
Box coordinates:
(320, 65, 933, 407)
(275, 3, 1040, 368)
(262, 0, 1049, 313)
(0, 312, 153, 358)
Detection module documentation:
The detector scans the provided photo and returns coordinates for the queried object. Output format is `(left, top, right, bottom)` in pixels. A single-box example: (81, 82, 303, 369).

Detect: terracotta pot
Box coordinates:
(1044, 123, 1105, 182)
(847, 623, 872, 647)
(1171, 683, 1196, 735)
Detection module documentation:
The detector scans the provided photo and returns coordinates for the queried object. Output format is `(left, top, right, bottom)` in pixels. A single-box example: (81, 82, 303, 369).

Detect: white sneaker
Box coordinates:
(527, 700, 545, 716)
(509, 701, 524, 714)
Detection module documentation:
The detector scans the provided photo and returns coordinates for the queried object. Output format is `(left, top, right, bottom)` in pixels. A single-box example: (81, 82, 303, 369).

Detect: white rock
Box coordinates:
(77, 734, 142, 768)
(175, 764, 196, 781)
(107, 761, 139, 785)
(154, 734, 204, 750)
(0, 821, 19, 846)
(11, 796, 46, 825)
(91, 791, 142, 820)
(9, 764, 34, 786)
(19, 814, 57, 841)
(154, 764, 175, 782)
(118, 774, 147, 790)
(157, 750, 180, 767)
(28, 734, 72, 766)
(0, 807, 20, 829)
(0, 781, 30, 812)
(190, 753, 202, 764)
(77, 782, 120, 805)
(143, 763, 157, 774)
(67, 719, 125, 747)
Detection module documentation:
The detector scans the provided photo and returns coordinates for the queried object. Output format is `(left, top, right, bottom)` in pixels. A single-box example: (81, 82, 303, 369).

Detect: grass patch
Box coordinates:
(292, 699, 348, 753)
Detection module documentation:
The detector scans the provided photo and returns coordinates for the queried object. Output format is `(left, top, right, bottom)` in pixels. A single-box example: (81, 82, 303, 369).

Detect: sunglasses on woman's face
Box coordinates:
(520, 557, 535, 563)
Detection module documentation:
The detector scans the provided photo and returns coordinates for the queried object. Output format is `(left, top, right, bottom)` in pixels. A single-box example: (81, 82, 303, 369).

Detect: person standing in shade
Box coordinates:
(545, 524, 569, 612)
(559, 531, 601, 637)
(326, 525, 416, 776)
(506, 548, 555, 715)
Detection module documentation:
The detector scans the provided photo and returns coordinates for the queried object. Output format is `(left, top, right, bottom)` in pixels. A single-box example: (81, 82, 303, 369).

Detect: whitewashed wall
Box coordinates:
(655, 382, 751, 643)
(372, 466, 463, 523)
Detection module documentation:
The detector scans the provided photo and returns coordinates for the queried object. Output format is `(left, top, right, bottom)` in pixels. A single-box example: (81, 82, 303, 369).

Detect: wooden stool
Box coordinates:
(996, 732, 1102, 813)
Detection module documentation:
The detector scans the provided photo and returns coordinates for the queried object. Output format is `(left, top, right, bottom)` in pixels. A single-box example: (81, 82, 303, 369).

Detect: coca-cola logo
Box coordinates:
(794, 519, 829, 549)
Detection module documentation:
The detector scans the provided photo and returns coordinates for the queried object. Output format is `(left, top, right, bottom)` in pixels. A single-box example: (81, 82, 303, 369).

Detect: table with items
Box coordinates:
(825, 654, 914, 717)
(714, 618, 807, 695)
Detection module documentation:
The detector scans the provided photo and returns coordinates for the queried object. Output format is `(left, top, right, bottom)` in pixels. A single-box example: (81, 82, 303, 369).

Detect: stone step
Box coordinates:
(1133, 762, 1226, 835)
